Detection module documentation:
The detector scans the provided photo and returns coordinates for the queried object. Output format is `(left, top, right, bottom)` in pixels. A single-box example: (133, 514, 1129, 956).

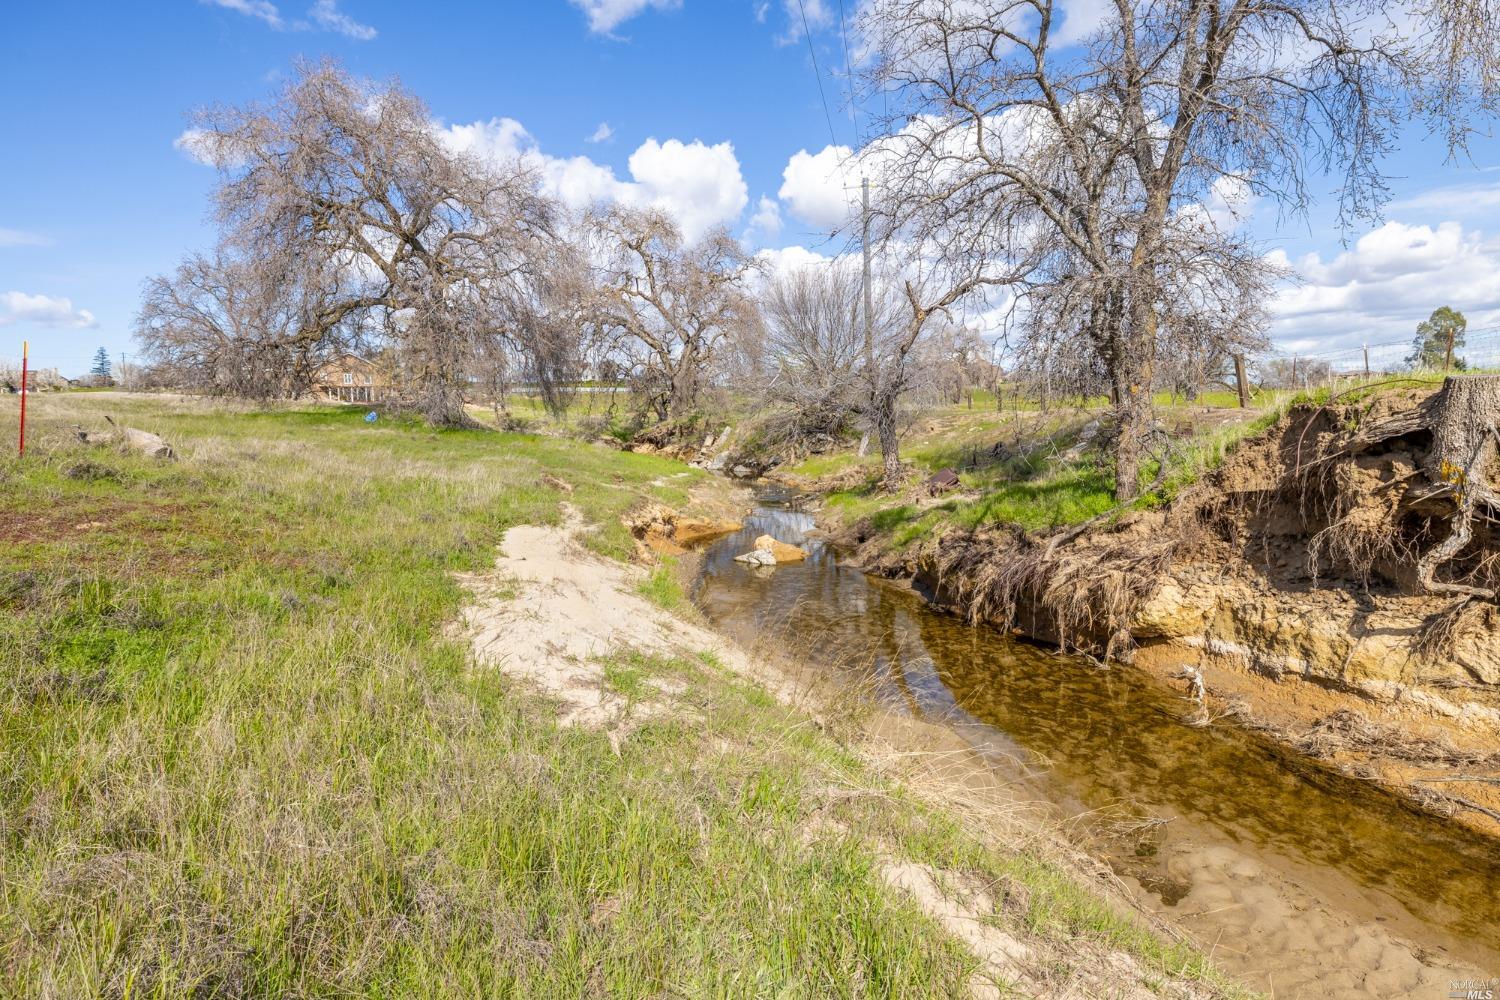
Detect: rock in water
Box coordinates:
(734, 549, 777, 567)
(673, 517, 743, 547)
(754, 534, 807, 563)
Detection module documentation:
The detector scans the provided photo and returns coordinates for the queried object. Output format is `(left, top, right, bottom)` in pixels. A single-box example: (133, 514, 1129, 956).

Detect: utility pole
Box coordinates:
(861, 175, 875, 458)
(1233, 354, 1250, 408)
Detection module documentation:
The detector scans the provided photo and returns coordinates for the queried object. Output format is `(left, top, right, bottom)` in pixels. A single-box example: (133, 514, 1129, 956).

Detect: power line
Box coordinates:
(796, 0, 840, 150)
(836, 0, 859, 145)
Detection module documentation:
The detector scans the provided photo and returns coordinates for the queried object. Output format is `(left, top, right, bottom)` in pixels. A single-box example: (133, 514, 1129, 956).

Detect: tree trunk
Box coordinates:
(417, 381, 475, 427)
(1111, 300, 1157, 502)
(666, 355, 698, 419)
(874, 387, 903, 490)
(1415, 375, 1500, 599)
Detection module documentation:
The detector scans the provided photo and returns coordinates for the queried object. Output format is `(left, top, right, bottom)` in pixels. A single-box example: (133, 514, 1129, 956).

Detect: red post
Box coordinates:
(18, 340, 27, 457)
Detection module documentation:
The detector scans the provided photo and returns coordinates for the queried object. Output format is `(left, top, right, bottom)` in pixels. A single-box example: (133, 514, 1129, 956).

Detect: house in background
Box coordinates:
(3, 367, 68, 393)
(312, 354, 390, 404)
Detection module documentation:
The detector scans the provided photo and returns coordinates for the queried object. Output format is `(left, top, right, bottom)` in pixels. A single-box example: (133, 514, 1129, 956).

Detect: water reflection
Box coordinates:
(692, 493, 1500, 951)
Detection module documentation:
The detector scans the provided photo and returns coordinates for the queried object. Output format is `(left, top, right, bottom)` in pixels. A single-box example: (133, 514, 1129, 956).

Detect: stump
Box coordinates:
(1415, 375, 1500, 599)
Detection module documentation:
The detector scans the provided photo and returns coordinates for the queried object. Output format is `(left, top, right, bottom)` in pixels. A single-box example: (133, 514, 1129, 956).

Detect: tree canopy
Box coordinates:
(1407, 306, 1468, 370)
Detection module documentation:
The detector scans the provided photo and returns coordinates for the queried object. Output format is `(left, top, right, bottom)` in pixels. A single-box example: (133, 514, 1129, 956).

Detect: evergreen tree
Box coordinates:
(90, 347, 111, 381)
(1406, 307, 1467, 371)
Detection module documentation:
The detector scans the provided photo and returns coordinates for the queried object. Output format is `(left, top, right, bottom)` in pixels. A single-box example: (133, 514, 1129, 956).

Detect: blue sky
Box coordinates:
(6, 0, 1500, 377)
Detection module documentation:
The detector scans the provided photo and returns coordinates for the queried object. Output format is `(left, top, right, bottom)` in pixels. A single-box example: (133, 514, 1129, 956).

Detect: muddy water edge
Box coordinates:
(688, 484, 1500, 998)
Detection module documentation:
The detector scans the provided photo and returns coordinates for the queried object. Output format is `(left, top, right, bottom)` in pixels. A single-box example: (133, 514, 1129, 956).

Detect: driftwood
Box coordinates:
(74, 415, 175, 460)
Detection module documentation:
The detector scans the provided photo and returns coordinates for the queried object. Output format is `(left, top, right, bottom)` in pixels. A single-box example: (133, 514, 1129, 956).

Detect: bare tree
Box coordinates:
(182, 60, 555, 425)
(860, 0, 1499, 500)
(761, 260, 868, 439)
(866, 247, 1032, 488)
(587, 206, 758, 423)
(136, 249, 361, 399)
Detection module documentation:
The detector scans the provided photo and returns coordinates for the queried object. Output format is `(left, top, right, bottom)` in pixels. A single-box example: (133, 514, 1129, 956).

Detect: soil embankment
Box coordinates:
(826, 380, 1500, 837)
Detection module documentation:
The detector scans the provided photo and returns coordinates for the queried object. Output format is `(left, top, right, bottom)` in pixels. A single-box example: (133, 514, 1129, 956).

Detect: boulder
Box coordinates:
(672, 517, 743, 547)
(75, 417, 175, 460)
(734, 549, 777, 568)
(924, 468, 961, 495)
(754, 534, 807, 563)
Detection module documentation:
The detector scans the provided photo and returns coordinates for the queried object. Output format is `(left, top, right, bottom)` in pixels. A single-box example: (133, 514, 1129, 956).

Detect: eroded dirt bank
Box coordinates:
(830, 380, 1500, 838)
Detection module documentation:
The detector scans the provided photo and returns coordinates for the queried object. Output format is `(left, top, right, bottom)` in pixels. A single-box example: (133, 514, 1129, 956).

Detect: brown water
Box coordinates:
(691, 488, 1500, 988)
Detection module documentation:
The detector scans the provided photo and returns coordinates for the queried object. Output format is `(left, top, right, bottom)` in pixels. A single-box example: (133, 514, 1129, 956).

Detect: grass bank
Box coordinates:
(0, 394, 1242, 997)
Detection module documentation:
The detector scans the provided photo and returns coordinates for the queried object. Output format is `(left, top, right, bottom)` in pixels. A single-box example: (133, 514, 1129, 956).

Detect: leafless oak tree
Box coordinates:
(177, 60, 556, 425)
(136, 250, 362, 399)
(587, 206, 758, 423)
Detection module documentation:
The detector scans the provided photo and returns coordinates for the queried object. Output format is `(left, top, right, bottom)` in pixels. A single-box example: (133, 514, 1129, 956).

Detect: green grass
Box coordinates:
(802, 386, 1300, 547)
(636, 559, 686, 611)
(0, 393, 1244, 998)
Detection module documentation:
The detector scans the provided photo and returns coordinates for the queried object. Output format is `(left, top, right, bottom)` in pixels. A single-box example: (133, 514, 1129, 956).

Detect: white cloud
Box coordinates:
(1270, 220, 1500, 353)
(1051, 0, 1112, 47)
(1390, 181, 1500, 216)
(200, 0, 376, 38)
(1174, 173, 1260, 235)
(777, 144, 857, 231)
(443, 119, 748, 241)
(777, 0, 832, 44)
(586, 122, 615, 144)
(173, 128, 218, 166)
(755, 244, 833, 278)
(1204, 174, 1257, 230)
(0, 228, 51, 247)
(0, 291, 97, 329)
(201, 0, 284, 29)
(308, 0, 376, 40)
(744, 195, 784, 244)
(569, 0, 681, 34)
(628, 138, 749, 238)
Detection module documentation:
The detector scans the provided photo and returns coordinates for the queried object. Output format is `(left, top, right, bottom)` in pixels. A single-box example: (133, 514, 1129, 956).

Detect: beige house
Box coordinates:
(312, 355, 389, 404)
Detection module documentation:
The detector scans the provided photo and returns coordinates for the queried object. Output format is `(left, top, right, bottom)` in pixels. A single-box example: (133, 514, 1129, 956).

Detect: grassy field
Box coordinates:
(0, 393, 1241, 997)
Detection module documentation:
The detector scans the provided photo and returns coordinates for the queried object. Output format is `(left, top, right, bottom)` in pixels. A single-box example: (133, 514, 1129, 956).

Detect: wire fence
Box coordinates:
(1254, 325, 1500, 386)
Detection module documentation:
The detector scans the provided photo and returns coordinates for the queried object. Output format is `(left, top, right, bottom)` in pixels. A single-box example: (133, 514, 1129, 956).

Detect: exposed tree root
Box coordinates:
(1412, 376, 1500, 600)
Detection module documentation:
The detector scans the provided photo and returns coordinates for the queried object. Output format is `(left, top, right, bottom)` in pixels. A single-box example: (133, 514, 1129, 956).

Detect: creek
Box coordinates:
(691, 485, 1500, 996)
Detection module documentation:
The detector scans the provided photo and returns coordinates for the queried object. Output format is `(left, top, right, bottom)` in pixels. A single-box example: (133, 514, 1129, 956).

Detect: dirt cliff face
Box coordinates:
(842, 380, 1500, 833)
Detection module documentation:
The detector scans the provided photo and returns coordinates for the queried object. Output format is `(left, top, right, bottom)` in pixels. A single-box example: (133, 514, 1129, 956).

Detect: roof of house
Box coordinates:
(314, 354, 385, 377)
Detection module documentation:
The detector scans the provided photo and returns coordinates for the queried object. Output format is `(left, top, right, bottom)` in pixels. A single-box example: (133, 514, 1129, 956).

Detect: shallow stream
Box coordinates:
(691, 486, 1500, 996)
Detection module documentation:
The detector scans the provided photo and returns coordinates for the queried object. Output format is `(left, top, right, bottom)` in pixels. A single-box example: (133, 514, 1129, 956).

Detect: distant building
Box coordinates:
(4, 367, 67, 393)
(312, 354, 390, 404)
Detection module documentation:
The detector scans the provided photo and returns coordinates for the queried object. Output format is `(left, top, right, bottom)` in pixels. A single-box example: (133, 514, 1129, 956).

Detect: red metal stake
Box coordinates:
(18, 340, 27, 457)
